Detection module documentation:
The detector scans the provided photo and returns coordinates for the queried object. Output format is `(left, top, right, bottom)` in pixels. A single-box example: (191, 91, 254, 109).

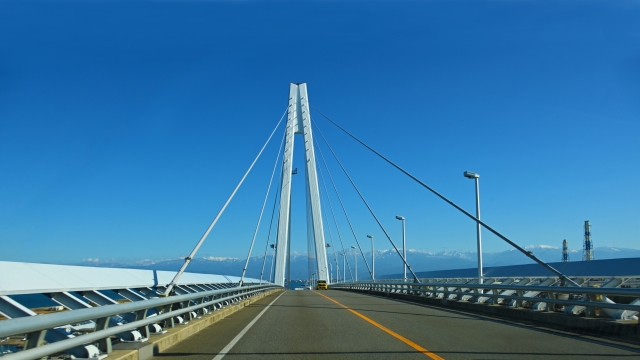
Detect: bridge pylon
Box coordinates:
(273, 83, 329, 287)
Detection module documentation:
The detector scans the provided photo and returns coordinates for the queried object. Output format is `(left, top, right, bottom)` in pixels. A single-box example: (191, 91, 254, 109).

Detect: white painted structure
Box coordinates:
(0, 261, 260, 296)
(273, 83, 329, 286)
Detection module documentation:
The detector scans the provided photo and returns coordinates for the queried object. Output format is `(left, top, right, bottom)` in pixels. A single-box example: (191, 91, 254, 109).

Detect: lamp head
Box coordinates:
(366, 235, 373, 239)
(464, 171, 479, 179)
(396, 215, 405, 220)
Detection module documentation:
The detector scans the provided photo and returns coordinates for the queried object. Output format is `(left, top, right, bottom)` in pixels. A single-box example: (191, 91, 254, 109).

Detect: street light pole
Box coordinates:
(464, 171, 483, 285)
(350, 246, 357, 282)
(341, 252, 346, 283)
(367, 235, 375, 281)
(325, 243, 332, 284)
(269, 244, 276, 283)
(396, 216, 406, 282)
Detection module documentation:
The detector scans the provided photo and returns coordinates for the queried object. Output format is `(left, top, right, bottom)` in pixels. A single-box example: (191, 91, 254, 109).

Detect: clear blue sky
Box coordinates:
(1, 1, 639, 264)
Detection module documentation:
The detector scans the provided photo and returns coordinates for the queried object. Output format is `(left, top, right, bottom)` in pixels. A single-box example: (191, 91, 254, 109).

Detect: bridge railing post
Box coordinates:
(95, 316, 113, 354)
(135, 309, 150, 339)
(515, 290, 524, 308)
(23, 329, 47, 350)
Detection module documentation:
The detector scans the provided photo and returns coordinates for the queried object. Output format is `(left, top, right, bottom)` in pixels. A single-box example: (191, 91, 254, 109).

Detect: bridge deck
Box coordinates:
(152, 290, 639, 359)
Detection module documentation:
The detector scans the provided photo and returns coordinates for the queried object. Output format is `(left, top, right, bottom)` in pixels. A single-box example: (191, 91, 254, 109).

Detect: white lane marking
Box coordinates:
(212, 291, 285, 360)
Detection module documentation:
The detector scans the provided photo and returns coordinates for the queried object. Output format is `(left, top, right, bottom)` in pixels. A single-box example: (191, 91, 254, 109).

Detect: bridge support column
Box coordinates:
(273, 83, 329, 287)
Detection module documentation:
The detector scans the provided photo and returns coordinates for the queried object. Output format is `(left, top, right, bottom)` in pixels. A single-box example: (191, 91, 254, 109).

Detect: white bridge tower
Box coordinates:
(273, 83, 329, 287)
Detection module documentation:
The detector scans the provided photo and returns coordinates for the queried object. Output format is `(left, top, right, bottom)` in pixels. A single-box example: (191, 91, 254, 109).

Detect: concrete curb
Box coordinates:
(107, 289, 283, 360)
(338, 288, 640, 341)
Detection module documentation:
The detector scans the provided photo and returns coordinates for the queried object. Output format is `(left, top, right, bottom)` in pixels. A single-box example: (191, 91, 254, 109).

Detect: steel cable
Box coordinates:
(240, 130, 286, 286)
(314, 134, 374, 281)
(313, 121, 421, 283)
(311, 104, 579, 286)
(318, 180, 340, 282)
(164, 109, 288, 295)
(259, 167, 282, 284)
(316, 154, 353, 282)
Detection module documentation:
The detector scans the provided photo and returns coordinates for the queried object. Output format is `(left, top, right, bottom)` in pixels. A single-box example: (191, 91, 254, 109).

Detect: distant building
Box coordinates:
(583, 220, 594, 261)
(562, 239, 570, 262)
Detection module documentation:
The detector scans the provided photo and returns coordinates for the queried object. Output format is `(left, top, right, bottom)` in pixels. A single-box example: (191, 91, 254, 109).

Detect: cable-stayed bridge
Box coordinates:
(2, 83, 640, 359)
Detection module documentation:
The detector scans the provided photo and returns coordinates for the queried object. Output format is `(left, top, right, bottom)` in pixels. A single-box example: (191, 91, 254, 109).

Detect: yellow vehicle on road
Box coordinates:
(316, 280, 328, 290)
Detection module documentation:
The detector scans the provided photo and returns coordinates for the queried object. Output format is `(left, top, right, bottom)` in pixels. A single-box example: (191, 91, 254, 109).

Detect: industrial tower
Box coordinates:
(562, 239, 569, 262)
(582, 220, 594, 261)
(273, 83, 329, 287)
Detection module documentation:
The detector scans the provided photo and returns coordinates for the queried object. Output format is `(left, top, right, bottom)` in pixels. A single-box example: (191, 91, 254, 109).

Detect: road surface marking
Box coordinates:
(313, 291, 444, 360)
(212, 291, 285, 360)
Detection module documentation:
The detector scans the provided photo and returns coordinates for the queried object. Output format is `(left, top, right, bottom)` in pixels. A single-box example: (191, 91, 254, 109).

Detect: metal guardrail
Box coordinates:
(0, 284, 281, 360)
(330, 276, 640, 320)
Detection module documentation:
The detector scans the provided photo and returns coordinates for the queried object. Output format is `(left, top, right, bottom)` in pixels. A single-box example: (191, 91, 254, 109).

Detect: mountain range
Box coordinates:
(74, 245, 640, 281)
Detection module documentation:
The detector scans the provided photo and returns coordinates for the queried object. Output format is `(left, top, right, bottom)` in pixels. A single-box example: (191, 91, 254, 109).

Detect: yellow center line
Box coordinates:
(312, 291, 445, 360)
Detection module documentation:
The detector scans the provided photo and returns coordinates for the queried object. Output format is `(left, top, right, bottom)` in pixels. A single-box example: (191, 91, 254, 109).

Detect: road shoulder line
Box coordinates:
(212, 291, 285, 360)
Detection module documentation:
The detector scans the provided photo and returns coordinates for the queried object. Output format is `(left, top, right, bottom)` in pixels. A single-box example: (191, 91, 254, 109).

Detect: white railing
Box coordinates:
(0, 262, 280, 360)
(330, 276, 640, 320)
(0, 284, 280, 360)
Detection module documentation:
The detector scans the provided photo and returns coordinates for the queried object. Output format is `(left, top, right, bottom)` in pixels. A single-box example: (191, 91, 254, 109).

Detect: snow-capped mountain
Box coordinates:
(72, 246, 640, 280)
(76, 252, 312, 280)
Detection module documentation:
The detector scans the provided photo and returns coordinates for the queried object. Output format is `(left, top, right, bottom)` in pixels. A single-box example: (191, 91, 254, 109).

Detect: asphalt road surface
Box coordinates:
(151, 290, 640, 359)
